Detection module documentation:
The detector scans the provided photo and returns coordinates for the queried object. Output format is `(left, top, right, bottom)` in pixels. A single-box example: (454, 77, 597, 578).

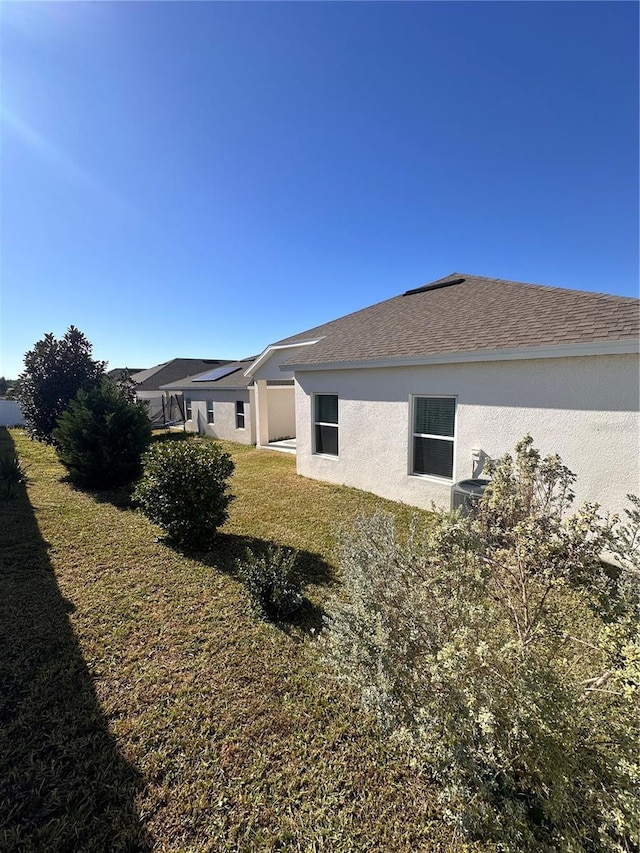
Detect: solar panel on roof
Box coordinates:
(193, 365, 241, 382)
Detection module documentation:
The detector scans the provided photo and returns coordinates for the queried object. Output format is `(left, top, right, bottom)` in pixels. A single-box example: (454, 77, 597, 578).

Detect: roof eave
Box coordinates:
(282, 338, 640, 372)
(244, 340, 322, 377)
(159, 381, 251, 391)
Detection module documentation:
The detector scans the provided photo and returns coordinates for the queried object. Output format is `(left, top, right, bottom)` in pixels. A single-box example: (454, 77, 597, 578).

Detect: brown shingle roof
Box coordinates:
(160, 360, 255, 391)
(277, 273, 639, 367)
(107, 367, 146, 381)
(132, 359, 232, 391)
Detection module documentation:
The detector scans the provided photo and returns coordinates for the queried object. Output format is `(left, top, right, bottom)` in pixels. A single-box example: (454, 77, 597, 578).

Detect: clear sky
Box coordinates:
(1, 1, 638, 379)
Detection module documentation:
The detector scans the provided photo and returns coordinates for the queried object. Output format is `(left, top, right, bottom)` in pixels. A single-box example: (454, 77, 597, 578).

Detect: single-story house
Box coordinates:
(131, 358, 231, 424)
(106, 367, 146, 382)
(245, 272, 639, 517)
(160, 359, 260, 445)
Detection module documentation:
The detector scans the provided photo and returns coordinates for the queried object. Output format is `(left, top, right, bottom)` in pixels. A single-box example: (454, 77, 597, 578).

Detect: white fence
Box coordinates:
(0, 400, 25, 427)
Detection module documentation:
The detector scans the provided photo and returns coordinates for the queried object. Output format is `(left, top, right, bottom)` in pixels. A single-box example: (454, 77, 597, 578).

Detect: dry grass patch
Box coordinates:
(1, 429, 475, 852)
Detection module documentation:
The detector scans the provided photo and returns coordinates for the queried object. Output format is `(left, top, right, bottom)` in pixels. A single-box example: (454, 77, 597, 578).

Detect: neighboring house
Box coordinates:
(161, 359, 258, 445)
(246, 272, 639, 517)
(131, 359, 231, 424)
(106, 367, 146, 382)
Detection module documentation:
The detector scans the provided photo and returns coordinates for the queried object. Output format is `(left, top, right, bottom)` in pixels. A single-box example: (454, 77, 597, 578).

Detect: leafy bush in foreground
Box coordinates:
(133, 439, 234, 548)
(324, 436, 640, 852)
(237, 544, 303, 621)
(53, 380, 151, 488)
(611, 494, 640, 617)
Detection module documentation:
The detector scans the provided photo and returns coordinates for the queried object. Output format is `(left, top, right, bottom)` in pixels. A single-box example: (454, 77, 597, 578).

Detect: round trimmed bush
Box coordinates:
(133, 439, 234, 548)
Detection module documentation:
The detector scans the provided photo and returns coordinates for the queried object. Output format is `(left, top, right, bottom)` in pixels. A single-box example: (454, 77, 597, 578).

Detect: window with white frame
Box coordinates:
(235, 400, 245, 429)
(207, 400, 214, 424)
(185, 397, 192, 421)
(412, 396, 456, 479)
(314, 394, 338, 457)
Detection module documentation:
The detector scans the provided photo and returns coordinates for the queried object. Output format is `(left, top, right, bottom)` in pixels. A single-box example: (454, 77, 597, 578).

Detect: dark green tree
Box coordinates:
(108, 368, 138, 404)
(17, 326, 106, 442)
(0, 377, 7, 397)
(53, 380, 151, 488)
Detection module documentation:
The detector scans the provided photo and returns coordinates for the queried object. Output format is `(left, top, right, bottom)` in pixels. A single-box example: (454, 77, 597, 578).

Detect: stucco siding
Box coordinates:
(250, 346, 305, 382)
(267, 388, 296, 441)
(184, 390, 253, 445)
(294, 354, 639, 516)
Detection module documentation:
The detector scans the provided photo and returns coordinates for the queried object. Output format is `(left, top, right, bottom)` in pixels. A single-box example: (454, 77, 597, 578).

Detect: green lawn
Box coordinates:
(0, 428, 474, 852)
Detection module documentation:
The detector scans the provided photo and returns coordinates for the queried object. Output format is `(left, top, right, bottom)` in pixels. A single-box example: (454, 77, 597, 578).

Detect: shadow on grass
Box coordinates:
(62, 430, 197, 511)
(149, 430, 194, 444)
(175, 531, 335, 637)
(64, 476, 136, 510)
(0, 429, 149, 852)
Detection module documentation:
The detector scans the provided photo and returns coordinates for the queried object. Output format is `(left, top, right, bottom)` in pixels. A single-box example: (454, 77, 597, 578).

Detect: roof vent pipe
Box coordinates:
(403, 277, 465, 296)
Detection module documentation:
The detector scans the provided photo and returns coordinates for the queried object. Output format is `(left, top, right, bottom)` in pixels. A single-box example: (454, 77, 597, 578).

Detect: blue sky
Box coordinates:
(1, 1, 638, 378)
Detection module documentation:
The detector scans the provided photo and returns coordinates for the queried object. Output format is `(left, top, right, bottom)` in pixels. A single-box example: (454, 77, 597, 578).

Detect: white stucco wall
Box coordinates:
(294, 354, 640, 517)
(250, 346, 309, 445)
(267, 387, 296, 441)
(184, 389, 254, 444)
(250, 346, 305, 382)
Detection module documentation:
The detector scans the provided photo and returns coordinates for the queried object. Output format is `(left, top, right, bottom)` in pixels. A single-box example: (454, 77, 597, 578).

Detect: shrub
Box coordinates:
(18, 326, 105, 442)
(324, 436, 640, 852)
(52, 380, 151, 488)
(0, 450, 27, 500)
(611, 494, 640, 613)
(237, 544, 303, 621)
(133, 439, 234, 548)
